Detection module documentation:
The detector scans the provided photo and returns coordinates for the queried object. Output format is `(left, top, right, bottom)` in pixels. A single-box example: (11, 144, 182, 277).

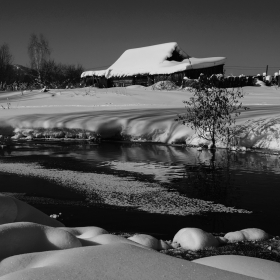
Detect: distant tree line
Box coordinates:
(0, 33, 84, 91)
(184, 73, 279, 88)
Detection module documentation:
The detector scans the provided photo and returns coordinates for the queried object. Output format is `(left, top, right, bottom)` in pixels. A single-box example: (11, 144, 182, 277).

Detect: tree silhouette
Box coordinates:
(0, 43, 14, 84)
(28, 33, 51, 84)
(176, 74, 249, 150)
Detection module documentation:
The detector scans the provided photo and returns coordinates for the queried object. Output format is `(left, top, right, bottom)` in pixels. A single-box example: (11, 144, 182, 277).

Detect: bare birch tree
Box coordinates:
(0, 43, 14, 83)
(28, 34, 51, 83)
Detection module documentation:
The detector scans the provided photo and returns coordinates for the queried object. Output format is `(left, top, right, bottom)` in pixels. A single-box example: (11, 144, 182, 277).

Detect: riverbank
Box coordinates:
(1, 86, 280, 150)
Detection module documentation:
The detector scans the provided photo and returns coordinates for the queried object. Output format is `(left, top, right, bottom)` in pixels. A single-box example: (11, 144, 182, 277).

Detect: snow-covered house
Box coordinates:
(81, 42, 225, 87)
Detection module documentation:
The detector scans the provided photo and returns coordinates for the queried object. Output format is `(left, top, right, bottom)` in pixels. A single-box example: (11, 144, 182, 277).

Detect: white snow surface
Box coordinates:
(81, 42, 225, 78)
(1, 86, 280, 150)
(81, 69, 106, 78)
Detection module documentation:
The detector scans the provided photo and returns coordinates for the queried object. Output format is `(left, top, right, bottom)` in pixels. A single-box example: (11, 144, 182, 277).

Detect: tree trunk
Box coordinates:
(210, 147, 216, 170)
(211, 129, 216, 150)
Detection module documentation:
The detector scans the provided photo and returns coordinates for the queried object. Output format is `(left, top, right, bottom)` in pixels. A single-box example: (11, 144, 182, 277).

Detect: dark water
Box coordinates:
(1, 141, 280, 237)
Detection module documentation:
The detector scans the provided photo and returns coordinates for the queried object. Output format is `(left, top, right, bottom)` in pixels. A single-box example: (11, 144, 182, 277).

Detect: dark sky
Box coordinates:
(1, 0, 280, 76)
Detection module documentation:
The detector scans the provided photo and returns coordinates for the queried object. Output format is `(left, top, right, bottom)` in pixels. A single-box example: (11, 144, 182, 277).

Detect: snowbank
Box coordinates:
(1, 86, 280, 150)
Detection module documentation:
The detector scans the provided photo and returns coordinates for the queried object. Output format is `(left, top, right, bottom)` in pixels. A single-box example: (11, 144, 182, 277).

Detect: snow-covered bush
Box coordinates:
(151, 81, 179, 91)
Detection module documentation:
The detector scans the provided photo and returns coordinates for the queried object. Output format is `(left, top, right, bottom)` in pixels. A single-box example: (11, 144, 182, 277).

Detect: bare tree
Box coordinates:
(176, 74, 249, 150)
(0, 43, 13, 66)
(28, 34, 51, 83)
(0, 43, 14, 83)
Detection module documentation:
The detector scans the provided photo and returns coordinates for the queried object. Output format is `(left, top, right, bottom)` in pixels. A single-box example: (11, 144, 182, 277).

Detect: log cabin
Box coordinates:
(81, 42, 225, 88)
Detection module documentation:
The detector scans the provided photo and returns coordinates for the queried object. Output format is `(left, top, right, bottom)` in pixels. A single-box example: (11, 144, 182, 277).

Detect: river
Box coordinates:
(1, 141, 280, 238)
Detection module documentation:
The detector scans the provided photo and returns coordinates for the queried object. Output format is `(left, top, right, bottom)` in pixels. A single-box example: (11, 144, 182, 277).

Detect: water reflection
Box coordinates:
(179, 154, 236, 202)
(2, 142, 280, 173)
(1, 142, 280, 215)
(0, 145, 12, 156)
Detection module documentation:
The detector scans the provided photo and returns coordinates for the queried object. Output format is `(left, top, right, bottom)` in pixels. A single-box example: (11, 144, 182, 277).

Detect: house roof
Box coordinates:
(81, 42, 226, 78)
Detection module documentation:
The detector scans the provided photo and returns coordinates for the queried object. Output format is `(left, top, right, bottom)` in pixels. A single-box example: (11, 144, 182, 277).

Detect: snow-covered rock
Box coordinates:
(91, 234, 150, 250)
(128, 235, 171, 251)
(173, 228, 219, 251)
(128, 234, 160, 250)
(0, 222, 81, 260)
(0, 194, 64, 227)
(60, 226, 108, 243)
(224, 228, 271, 242)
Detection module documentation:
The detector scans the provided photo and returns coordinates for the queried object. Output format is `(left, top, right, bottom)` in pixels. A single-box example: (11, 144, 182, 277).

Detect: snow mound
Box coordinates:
(224, 228, 271, 242)
(173, 228, 219, 251)
(255, 80, 267, 87)
(0, 194, 63, 227)
(183, 78, 199, 88)
(126, 85, 146, 89)
(128, 234, 161, 250)
(149, 81, 179, 91)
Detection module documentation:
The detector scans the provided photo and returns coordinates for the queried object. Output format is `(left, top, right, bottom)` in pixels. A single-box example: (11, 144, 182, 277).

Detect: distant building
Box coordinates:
(81, 42, 225, 87)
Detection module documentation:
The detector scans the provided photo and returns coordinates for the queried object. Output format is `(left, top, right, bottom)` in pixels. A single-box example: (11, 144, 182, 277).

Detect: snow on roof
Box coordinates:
(81, 69, 106, 78)
(81, 42, 226, 78)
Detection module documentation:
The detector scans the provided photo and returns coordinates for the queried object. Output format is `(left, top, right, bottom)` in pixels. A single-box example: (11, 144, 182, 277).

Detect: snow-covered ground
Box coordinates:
(1, 85, 280, 150)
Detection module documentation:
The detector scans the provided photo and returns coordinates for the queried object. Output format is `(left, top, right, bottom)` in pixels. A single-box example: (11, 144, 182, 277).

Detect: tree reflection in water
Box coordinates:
(0, 146, 11, 157)
(172, 149, 241, 208)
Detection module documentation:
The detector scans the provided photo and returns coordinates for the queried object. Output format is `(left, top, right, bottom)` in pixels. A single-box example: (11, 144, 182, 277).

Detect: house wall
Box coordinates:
(83, 76, 110, 88)
(153, 72, 184, 86)
(149, 65, 224, 87)
(111, 76, 133, 87)
(83, 64, 224, 88)
(111, 75, 154, 87)
(185, 64, 224, 79)
(98, 76, 110, 88)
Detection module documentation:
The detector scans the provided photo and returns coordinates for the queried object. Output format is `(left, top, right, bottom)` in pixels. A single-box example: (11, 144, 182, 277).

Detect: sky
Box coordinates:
(1, 0, 280, 76)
